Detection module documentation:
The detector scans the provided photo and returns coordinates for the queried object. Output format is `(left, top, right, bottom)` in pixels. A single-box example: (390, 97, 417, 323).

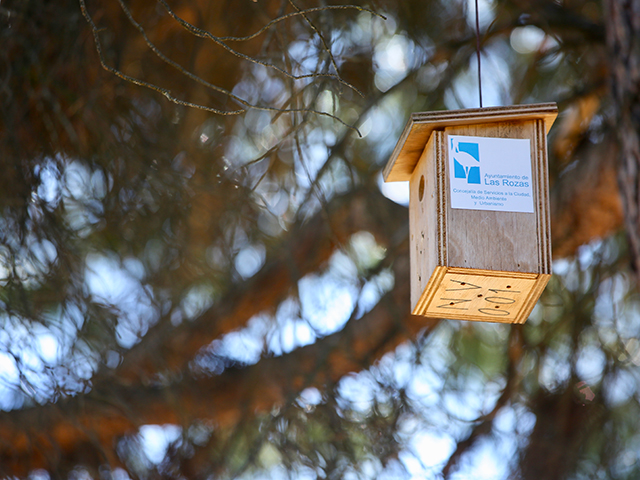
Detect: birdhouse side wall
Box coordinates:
(409, 131, 446, 311)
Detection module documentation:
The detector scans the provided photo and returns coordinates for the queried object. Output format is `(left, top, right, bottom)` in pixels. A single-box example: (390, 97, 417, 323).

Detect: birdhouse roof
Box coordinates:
(383, 103, 558, 182)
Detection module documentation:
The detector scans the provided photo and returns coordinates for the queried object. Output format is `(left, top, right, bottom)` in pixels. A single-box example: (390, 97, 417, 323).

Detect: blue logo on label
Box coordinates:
(452, 139, 480, 184)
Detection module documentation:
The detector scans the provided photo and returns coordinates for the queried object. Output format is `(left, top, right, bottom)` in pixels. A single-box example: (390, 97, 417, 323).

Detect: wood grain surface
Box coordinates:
(409, 132, 445, 311)
(413, 267, 550, 324)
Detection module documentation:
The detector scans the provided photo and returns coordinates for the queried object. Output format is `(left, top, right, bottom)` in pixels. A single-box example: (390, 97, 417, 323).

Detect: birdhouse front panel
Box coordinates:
(443, 120, 549, 274)
(386, 104, 557, 324)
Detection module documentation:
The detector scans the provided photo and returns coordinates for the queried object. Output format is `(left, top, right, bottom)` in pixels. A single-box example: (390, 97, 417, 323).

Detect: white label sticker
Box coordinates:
(448, 135, 534, 213)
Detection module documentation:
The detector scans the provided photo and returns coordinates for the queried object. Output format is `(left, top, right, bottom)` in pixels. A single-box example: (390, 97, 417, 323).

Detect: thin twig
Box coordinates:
(156, 0, 364, 97)
(79, 0, 245, 116)
(287, 0, 341, 76)
(218, 5, 386, 42)
(80, 0, 362, 134)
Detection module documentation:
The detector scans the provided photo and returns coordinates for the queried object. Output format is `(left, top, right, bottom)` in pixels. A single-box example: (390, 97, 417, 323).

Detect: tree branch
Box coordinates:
(108, 186, 408, 383)
(0, 249, 435, 476)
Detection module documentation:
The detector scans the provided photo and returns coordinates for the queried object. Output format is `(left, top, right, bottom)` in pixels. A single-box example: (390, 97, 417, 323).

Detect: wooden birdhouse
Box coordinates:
(383, 103, 558, 324)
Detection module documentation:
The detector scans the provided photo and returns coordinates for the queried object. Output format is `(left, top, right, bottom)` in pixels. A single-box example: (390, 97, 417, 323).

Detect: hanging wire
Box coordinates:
(475, 0, 483, 107)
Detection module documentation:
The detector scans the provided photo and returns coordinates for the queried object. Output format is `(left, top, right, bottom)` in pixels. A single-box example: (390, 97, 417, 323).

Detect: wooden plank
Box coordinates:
(412, 267, 547, 324)
(534, 118, 553, 274)
(516, 273, 551, 324)
(444, 121, 540, 273)
(435, 131, 447, 268)
(383, 123, 433, 181)
(409, 132, 441, 311)
(384, 103, 558, 182)
(413, 266, 447, 315)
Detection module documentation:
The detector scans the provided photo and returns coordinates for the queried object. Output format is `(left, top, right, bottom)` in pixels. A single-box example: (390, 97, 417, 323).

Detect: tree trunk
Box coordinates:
(605, 0, 640, 279)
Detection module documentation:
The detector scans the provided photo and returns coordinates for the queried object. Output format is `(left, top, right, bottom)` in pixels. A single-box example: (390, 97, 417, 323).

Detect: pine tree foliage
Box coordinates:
(1, 0, 639, 478)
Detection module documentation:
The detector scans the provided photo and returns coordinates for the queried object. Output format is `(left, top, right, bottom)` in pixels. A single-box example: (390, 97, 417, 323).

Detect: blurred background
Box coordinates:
(1, 0, 639, 478)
